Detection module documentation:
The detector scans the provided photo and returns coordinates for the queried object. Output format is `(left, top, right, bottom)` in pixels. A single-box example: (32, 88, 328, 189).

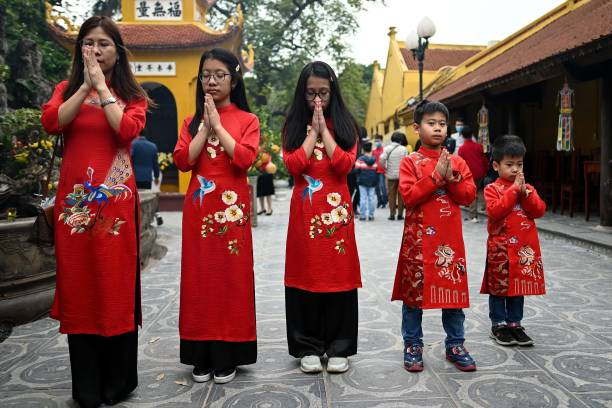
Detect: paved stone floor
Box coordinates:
(2, 187, 612, 407)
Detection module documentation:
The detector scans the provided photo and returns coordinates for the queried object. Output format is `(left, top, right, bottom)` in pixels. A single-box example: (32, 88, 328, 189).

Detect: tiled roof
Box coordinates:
(400, 47, 481, 71)
(47, 23, 239, 50)
(428, 0, 612, 102)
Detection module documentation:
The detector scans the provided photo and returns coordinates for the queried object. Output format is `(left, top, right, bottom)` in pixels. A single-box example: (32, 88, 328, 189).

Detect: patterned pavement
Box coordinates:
(1, 186, 612, 407)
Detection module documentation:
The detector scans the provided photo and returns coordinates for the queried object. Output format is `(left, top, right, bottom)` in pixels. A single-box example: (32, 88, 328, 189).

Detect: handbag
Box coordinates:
(32, 135, 61, 245)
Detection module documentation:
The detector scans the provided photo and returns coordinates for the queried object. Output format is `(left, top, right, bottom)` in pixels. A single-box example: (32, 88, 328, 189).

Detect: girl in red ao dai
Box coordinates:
(282, 61, 362, 374)
(173, 49, 260, 385)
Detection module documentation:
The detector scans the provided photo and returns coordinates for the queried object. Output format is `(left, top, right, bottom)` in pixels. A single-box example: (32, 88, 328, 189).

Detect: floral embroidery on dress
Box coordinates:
(309, 192, 353, 254)
(58, 150, 133, 236)
(398, 211, 425, 306)
(199, 189, 249, 255)
(518, 245, 543, 279)
(306, 125, 325, 161)
(335, 239, 346, 254)
(204, 132, 224, 158)
(434, 244, 466, 284)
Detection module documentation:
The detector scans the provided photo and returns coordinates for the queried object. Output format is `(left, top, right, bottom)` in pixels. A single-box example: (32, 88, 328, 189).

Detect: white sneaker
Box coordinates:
(470, 217, 479, 223)
(327, 357, 349, 373)
(300, 355, 323, 373)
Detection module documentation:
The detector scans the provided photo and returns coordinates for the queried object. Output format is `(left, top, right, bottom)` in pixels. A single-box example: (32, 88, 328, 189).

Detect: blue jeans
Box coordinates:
(358, 185, 376, 218)
(401, 304, 465, 349)
(489, 295, 524, 326)
(375, 173, 387, 205)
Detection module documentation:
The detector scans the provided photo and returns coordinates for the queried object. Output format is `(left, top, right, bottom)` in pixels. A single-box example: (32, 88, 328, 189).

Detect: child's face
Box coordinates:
(493, 155, 524, 181)
(305, 76, 331, 111)
(200, 58, 233, 104)
(414, 112, 448, 149)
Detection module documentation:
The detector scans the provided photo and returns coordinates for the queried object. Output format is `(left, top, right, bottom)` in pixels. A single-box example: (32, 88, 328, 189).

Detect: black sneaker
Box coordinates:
(214, 368, 236, 384)
(397, 215, 404, 220)
(388, 215, 395, 221)
(508, 323, 534, 346)
(192, 366, 212, 382)
(490, 324, 518, 346)
(368, 216, 375, 221)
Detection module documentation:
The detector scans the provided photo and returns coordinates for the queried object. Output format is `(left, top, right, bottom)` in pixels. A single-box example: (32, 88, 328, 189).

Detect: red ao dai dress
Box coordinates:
(283, 120, 362, 358)
(173, 104, 260, 370)
(41, 80, 147, 406)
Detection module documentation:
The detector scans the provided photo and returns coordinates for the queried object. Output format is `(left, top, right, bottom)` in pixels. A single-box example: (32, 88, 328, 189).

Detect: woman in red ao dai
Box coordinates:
(41, 16, 149, 407)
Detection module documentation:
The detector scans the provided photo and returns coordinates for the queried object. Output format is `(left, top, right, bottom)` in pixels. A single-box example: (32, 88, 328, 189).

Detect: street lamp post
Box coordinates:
(406, 17, 436, 101)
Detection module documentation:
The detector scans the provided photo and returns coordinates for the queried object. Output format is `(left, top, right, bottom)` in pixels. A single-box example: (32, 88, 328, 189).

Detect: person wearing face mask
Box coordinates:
(450, 118, 465, 154)
(372, 134, 388, 208)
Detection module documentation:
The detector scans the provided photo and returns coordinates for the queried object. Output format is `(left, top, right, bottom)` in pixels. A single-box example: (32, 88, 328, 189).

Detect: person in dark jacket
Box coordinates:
(355, 141, 378, 221)
(131, 129, 160, 189)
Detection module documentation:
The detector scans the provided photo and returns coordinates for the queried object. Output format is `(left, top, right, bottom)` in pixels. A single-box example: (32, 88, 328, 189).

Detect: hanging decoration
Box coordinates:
(556, 80, 574, 152)
(477, 104, 490, 153)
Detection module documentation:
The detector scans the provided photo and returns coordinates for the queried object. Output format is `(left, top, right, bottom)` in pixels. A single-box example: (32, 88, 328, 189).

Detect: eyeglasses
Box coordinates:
(199, 71, 232, 83)
(305, 90, 330, 101)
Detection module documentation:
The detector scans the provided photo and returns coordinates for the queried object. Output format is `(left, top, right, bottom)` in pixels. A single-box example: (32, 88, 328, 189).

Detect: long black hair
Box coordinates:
(282, 61, 358, 151)
(63, 16, 149, 103)
(188, 48, 250, 136)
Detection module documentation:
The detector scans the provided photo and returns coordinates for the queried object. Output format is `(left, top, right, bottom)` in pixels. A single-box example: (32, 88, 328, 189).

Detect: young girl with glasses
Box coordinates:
(173, 48, 260, 385)
(282, 61, 362, 374)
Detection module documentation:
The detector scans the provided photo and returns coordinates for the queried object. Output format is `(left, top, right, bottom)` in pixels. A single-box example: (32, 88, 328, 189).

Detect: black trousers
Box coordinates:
(67, 330, 138, 408)
(136, 180, 152, 189)
(180, 339, 257, 371)
(285, 286, 358, 358)
(67, 204, 141, 408)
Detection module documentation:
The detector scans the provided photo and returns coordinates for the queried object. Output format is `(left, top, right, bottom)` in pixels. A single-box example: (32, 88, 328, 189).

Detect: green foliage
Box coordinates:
(209, 0, 380, 125)
(0, 108, 58, 195)
(1, 0, 70, 89)
(0, 64, 9, 82)
(338, 62, 373, 125)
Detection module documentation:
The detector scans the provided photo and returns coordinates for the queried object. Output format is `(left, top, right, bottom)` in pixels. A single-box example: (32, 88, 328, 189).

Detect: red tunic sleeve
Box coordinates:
(446, 158, 477, 206)
(115, 98, 147, 146)
(485, 183, 520, 221)
(330, 142, 357, 176)
(230, 114, 260, 170)
(283, 146, 309, 176)
(173, 117, 194, 172)
(398, 157, 440, 209)
(41, 81, 69, 135)
(520, 184, 547, 219)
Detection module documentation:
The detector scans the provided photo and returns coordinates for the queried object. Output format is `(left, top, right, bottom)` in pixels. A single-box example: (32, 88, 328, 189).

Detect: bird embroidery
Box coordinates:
(302, 174, 323, 204)
(193, 175, 216, 206)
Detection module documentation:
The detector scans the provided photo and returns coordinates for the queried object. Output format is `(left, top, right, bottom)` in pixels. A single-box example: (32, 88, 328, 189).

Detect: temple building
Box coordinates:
(391, 0, 612, 226)
(46, 0, 254, 193)
(365, 26, 483, 145)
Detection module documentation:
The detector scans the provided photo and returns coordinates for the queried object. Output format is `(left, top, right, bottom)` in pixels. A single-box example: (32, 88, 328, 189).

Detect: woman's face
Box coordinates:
(305, 75, 331, 111)
(200, 58, 233, 105)
(81, 26, 117, 76)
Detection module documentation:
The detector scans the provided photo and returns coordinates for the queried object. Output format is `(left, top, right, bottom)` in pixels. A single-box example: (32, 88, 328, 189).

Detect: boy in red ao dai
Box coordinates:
(391, 100, 477, 372)
(482, 135, 546, 347)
